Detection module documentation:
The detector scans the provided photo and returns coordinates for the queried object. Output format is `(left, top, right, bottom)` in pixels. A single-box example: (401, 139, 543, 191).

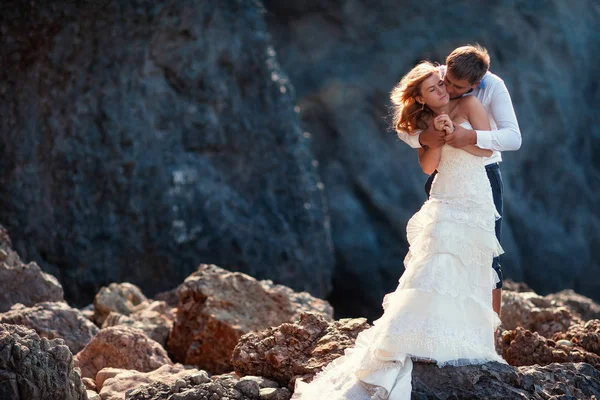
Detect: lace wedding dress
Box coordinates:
(291, 122, 506, 400)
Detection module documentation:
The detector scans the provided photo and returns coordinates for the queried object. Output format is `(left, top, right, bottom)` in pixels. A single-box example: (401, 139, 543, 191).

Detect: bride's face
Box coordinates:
(418, 73, 449, 108)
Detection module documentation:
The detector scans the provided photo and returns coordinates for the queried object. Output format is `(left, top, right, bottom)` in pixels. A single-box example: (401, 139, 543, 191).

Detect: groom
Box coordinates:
(397, 45, 522, 317)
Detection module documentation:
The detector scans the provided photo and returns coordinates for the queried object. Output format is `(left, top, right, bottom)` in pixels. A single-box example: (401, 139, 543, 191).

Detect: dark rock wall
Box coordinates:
(0, 0, 333, 306)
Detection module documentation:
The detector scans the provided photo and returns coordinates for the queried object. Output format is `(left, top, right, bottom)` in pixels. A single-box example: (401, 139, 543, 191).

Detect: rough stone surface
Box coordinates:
(0, 323, 87, 400)
(93, 282, 148, 326)
(74, 325, 172, 379)
(546, 290, 600, 322)
(0, 225, 64, 313)
(261, 0, 600, 319)
(0, 301, 99, 354)
(0, 0, 333, 309)
(96, 364, 201, 400)
(125, 372, 291, 400)
(167, 264, 333, 374)
(411, 361, 600, 399)
(232, 312, 369, 388)
(102, 300, 174, 347)
(500, 290, 582, 338)
(554, 319, 600, 357)
(500, 326, 600, 368)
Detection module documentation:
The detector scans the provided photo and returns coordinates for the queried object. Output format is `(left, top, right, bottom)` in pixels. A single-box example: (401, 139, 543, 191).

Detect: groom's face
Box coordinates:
(443, 71, 477, 99)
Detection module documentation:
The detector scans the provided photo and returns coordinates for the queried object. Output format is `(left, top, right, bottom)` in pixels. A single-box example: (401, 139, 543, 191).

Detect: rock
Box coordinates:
(125, 372, 291, 400)
(232, 312, 369, 388)
(93, 283, 148, 326)
(168, 265, 333, 374)
(502, 279, 534, 293)
(500, 327, 600, 368)
(87, 390, 101, 400)
(154, 288, 179, 308)
(545, 289, 600, 321)
(500, 290, 582, 338)
(82, 376, 97, 391)
(74, 325, 172, 379)
(410, 361, 600, 399)
(0, 323, 87, 400)
(0, 301, 99, 354)
(102, 300, 174, 347)
(0, 226, 64, 313)
(553, 319, 600, 356)
(0, 0, 333, 309)
(96, 364, 201, 400)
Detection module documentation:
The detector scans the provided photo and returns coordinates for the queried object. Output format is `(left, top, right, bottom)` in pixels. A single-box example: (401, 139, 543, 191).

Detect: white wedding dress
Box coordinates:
(292, 122, 506, 400)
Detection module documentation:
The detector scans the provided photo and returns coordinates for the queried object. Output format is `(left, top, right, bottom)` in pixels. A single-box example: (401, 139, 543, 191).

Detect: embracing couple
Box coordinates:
(291, 45, 522, 399)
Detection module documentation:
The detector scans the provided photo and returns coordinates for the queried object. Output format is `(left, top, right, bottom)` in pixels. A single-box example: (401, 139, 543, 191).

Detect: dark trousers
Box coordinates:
(425, 163, 504, 289)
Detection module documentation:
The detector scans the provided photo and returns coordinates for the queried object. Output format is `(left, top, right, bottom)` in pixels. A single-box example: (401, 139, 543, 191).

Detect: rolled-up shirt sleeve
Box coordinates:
(396, 129, 422, 149)
(475, 81, 522, 151)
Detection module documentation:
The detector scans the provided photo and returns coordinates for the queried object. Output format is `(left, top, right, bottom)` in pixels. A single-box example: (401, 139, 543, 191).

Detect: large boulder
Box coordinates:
(260, 0, 600, 319)
(0, 0, 333, 308)
(232, 312, 369, 388)
(0, 323, 87, 400)
(0, 225, 64, 312)
(167, 264, 333, 374)
(0, 301, 99, 354)
(74, 326, 172, 379)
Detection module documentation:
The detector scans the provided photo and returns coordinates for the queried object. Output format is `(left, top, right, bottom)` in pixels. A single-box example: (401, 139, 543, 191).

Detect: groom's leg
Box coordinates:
(486, 163, 504, 317)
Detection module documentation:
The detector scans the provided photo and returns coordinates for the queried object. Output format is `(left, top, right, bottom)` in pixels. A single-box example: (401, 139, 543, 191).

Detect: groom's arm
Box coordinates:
(474, 80, 522, 151)
(397, 124, 446, 149)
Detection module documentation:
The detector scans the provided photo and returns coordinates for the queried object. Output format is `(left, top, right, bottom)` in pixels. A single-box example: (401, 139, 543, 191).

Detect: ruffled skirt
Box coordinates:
(292, 196, 505, 400)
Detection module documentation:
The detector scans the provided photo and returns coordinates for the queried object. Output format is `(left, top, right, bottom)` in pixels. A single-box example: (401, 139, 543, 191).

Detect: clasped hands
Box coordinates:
(419, 113, 472, 149)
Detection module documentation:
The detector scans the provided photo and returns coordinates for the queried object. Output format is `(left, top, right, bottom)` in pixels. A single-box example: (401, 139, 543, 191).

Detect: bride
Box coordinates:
(291, 61, 506, 400)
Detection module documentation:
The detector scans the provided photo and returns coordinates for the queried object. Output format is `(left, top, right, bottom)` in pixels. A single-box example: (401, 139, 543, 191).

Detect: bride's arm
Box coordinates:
(459, 96, 493, 157)
(418, 147, 442, 175)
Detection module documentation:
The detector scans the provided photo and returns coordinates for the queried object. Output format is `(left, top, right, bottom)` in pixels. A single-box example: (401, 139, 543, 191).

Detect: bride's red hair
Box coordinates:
(390, 61, 440, 135)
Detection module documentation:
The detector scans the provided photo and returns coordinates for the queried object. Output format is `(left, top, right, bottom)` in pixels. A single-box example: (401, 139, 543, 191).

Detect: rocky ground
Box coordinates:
(1, 224, 600, 400)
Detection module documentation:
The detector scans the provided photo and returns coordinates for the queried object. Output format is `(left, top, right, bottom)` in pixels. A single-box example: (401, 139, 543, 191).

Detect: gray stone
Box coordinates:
(0, 0, 333, 308)
(0, 323, 87, 400)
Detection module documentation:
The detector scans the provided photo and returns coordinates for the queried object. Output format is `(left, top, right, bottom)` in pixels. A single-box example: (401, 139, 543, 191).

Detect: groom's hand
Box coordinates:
(445, 123, 477, 148)
(419, 123, 446, 149)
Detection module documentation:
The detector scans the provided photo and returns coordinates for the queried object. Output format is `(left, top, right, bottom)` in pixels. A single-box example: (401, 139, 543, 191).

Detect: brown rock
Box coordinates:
(0, 226, 64, 312)
(96, 364, 201, 400)
(74, 325, 172, 379)
(500, 326, 600, 368)
(0, 301, 99, 353)
(102, 300, 174, 347)
(167, 264, 333, 374)
(545, 289, 600, 321)
(92, 282, 148, 326)
(0, 323, 87, 400)
(501, 290, 582, 338)
(232, 312, 369, 388)
(82, 377, 97, 391)
(502, 279, 534, 293)
(553, 319, 600, 356)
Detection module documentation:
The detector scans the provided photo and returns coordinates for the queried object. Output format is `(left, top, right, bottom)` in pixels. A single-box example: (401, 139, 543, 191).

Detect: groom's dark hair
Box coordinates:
(446, 44, 490, 85)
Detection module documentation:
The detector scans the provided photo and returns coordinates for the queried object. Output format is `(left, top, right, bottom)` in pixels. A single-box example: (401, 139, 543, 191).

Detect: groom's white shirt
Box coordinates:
(397, 69, 522, 165)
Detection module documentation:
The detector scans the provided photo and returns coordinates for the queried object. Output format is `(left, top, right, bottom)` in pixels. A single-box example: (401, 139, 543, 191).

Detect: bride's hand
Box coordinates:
(434, 114, 453, 133)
